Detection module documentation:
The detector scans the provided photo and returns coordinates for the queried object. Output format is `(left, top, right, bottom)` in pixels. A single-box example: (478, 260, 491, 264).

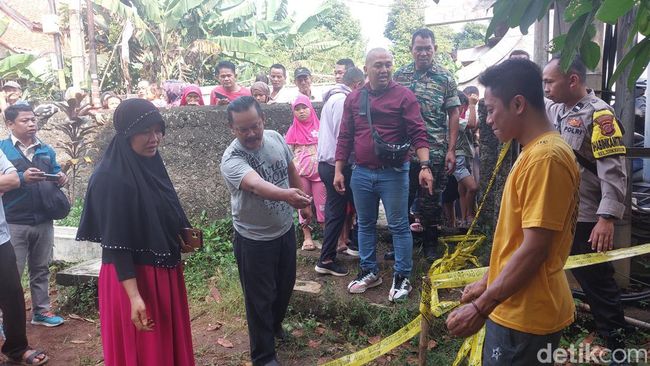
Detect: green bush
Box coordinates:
(58, 280, 99, 318)
(55, 198, 84, 227)
(183, 215, 237, 299)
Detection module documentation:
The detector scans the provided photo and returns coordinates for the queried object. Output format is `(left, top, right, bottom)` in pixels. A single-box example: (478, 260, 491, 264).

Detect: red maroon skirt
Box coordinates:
(99, 263, 195, 366)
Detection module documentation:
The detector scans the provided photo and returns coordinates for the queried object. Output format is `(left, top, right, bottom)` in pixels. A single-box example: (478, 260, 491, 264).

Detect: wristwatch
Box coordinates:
(420, 160, 431, 169)
(599, 214, 616, 220)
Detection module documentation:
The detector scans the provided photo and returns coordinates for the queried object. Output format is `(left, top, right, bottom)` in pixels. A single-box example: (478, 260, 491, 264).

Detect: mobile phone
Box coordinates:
(43, 173, 59, 181)
(214, 92, 228, 100)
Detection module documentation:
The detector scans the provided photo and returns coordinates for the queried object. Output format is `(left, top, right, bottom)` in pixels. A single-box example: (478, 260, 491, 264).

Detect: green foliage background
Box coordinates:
(384, 0, 486, 74)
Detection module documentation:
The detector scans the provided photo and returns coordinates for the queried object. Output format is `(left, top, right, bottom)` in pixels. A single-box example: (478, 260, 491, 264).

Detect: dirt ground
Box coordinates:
(2, 237, 649, 366)
(0, 238, 427, 366)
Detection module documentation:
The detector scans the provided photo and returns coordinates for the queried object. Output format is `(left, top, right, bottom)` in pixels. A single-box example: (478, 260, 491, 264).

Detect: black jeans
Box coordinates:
(0, 241, 28, 360)
(233, 227, 296, 366)
(318, 162, 353, 263)
(407, 162, 445, 249)
(571, 222, 628, 343)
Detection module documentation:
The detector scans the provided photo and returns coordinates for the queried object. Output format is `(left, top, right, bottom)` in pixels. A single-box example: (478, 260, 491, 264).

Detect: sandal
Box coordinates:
(11, 349, 49, 365)
(301, 240, 316, 251)
(410, 218, 424, 233)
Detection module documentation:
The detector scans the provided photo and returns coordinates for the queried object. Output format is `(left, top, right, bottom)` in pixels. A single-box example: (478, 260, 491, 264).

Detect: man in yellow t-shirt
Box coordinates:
(446, 59, 580, 365)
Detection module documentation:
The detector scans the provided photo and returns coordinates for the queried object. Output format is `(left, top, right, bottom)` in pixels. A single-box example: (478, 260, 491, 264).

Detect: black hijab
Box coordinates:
(76, 99, 190, 264)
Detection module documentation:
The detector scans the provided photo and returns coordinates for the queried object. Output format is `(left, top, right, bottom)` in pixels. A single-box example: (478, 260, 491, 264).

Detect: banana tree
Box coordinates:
(486, 0, 650, 89)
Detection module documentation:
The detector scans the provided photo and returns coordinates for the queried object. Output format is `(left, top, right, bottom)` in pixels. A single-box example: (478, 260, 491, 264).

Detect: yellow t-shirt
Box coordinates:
(488, 131, 579, 335)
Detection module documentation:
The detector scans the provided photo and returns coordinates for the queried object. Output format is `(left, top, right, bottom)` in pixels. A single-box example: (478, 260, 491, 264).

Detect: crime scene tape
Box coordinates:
(323, 137, 650, 366)
(323, 243, 650, 366)
(321, 316, 422, 366)
(323, 142, 513, 366)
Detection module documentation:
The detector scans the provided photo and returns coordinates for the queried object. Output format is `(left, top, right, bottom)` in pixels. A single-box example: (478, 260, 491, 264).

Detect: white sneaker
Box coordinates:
(347, 271, 382, 294)
(388, 274, 412, 302)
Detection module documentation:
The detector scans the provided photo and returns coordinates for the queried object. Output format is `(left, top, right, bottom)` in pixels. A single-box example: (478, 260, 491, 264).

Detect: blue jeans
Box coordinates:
(351, 163, 412, 277)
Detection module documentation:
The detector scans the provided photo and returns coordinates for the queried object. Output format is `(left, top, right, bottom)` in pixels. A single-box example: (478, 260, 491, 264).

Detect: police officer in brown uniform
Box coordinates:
(544, 55, 630, 357)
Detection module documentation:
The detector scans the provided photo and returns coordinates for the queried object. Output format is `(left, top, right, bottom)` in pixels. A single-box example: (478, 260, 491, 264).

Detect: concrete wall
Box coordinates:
(53, 226, 101, 262)
(88, 103, 323, 221)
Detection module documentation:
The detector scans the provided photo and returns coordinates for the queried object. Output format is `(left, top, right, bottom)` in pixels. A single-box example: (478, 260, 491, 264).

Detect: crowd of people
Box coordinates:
(87, 60, 339, 112)
(0, 24, 633, 366)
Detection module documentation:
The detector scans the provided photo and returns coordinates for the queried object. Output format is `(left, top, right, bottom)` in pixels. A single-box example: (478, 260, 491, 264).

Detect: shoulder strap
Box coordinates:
(359, 88, 373, 128)
(13, 143, 35, 168)
(573, 149, 598, 176)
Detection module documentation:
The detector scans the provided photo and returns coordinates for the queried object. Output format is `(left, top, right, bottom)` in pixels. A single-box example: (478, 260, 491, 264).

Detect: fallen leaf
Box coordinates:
(217, 338, 234, 348)
(210, 287, 222, 303)
(427, 340, 437, 350)
(291, 329, 304, 337)
(308, 340, 322, 349)
(83, 318, 96, 324)
(207, 322, 223, 331)
(406, 356, 419, 364)
(70, 340, 87, 344)
(368, 336, 381, 345)
(69, 314, 83, 321)
(315, 326, 326, 335)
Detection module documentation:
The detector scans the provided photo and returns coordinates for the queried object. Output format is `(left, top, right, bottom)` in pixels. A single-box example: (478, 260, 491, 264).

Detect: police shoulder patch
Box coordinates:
(591, 109, 625, 159)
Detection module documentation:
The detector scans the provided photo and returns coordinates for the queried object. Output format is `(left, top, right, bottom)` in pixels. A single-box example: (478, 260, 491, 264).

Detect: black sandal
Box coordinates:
(10, 349, 49, 365)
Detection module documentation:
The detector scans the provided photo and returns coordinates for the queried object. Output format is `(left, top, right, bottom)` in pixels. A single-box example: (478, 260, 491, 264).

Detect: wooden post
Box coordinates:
(86, 0, 100, 107)
(68, 0, 86, 89)
(533, 13, 549, 66)
(418, 276, 431, 366)
(47, 0, 66, 91)
(612, 9, 638, 289)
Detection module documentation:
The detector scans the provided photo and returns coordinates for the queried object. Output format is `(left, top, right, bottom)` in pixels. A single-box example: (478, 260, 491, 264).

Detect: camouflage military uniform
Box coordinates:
(394, 62, 460, 227)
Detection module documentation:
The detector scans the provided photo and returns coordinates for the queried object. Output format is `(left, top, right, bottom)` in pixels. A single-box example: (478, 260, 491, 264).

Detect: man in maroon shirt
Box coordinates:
(210, 60, 251, 105)
(334, 48, 433, 302)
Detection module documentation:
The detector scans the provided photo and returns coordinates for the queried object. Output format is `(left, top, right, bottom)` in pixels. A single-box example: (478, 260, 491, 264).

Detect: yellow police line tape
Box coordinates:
(322, 243, 650, 366)
(323, 142, 513, 366)
(323, 137, 649, 365)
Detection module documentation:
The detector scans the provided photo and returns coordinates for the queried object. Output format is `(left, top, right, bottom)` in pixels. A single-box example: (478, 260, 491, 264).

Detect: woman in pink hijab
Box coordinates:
(285, 95, 325, 251)
(179, 85, 204, 106)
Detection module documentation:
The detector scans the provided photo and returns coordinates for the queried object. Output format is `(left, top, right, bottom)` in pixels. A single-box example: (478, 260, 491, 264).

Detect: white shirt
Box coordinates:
(10, 134, 40, 162)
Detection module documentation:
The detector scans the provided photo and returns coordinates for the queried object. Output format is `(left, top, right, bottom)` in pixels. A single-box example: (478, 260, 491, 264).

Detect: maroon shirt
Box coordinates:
(335, 81, 429, 168)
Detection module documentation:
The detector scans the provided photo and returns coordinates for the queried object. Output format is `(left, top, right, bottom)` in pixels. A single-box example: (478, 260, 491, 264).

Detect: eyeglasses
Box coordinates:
(234, 120, 263, 134)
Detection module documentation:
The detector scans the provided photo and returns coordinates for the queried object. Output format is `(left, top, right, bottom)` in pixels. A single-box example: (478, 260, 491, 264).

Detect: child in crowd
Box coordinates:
(147, 83, 168, 108)
(452, 92, 479, 227)
(285, 95, 326, 251)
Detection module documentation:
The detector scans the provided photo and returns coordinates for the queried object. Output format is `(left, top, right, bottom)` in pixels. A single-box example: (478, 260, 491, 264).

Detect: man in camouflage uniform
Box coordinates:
(393, 28, 460, 261)
(544, 56, 631, 358)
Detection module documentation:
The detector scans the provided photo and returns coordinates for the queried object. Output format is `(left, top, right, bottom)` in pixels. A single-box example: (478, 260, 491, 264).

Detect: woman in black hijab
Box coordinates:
(77, 99, 194, 366)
